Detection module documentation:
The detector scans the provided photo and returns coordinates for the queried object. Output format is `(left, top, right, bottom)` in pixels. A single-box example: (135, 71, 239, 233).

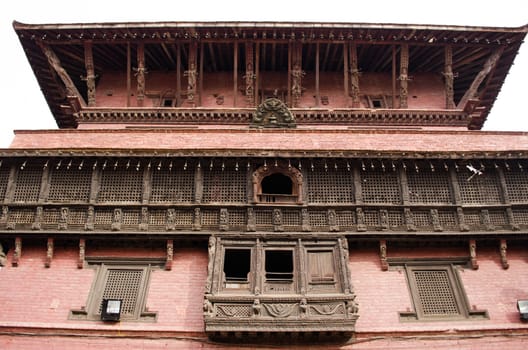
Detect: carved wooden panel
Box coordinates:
(309, 211, 327, 228)
(438, 210, 458, 230)
(361, 170, 401, 204)
(202, 209, 219, 229)
(150, 168, 194, 203)
(97, 168, 143, 203)
(48, 168, 92, 202)
(307, 167, 354, 203)
(456, 170, 501, 204)
(68, 209, 87, 230)
(202, 167, 247, 203)
(13, 167, 42, 203)
(407, 169, 453, 204)
(42, 208, 60, 230)
(504, 169, 528, 203)
(229, 209, 246, 230)
(8, 208, 35, 226)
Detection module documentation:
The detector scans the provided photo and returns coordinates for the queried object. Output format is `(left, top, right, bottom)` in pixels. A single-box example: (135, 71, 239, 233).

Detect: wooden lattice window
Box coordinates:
(97, 168, 143, 203)
(0, 168, 10, 201)
(203, 168, 247, 203)
(361, 170, 401, 204)
(457, 170, 501, 204)
(84, 263, 155, 321)
(48, 168, 92, 202)
(13, 166, 42, 202)
(307, 168, 354, 203)
(513, 209, 528, 225)
(398, 262, 487, 321)
(407, 170, 453, 204)
(504, 170, 528, 203)
(150, 168, 194, 203)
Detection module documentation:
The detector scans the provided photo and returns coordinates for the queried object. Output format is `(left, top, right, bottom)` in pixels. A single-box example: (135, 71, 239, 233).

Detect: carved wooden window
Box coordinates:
(82, 263, 156, 321)
(398, 262, 487, 321)
(307, 167, 354, 203)
(151, 168, 194, 203)
(203, 168, 247, 203)
(48, 168, 92, 202)
(504, 169, 528, 203)
(407, 170, 453, 204)
(223, 249, 251, 289)
(253, 164, 302, 204)
(264, 250, 295, 293)
(97, 168, 143, 203)
(13, 166, 42, 202)
(361, 170, 401, 204)
(457, 170, 501, 204)
(0, 167, 10, 201)
(307, 250, 337, 292)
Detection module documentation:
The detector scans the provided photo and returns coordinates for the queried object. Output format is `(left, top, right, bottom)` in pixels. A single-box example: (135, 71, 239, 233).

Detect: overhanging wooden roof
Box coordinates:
(13, 21, 528, 130)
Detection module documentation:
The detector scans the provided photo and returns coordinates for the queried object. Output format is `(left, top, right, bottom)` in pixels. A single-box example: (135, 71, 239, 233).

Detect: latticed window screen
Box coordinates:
(504, 170, 528, 203)
(229, 210, 246, 228)
(409, 267, 461, 317)
(307, 169, 354, 203)
(13, 167, 42, 202)
(457, 170, 501, 204)
(361, 170, 401, 204)
(309, 211, 327, 228)
(413, 211, 431, 228)
(97, 169, 143, 203)
(150, 169, 194, 203)
(48, 168, 92, 202)
(202, 169, 247, 203)
(407, 170, 453, 204)
(94, 266, 149, 319)
(337, 211, 355, 229)
(0, 168, 10, 201)
(438, 211, 458, 230)
(513, 209, 528, 225)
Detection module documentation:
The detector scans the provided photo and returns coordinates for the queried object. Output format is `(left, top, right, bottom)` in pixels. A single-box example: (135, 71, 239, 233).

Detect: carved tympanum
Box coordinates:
(251, 98, 296, 128)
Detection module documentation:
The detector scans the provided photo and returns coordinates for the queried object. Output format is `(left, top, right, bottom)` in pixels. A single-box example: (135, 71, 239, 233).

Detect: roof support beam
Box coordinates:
(457, 47, 504, 110)
(444, 45, 455, 109)
(84, 42, 96, 107)
(399, 44, 409, 108)
(349, 43, 360, 108)
(37, 42, 86, 108)
(136, 43, 145, 107)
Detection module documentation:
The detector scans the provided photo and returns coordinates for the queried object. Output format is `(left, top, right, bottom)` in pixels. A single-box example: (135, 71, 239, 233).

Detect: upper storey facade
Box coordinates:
(12, 21, 527, 131)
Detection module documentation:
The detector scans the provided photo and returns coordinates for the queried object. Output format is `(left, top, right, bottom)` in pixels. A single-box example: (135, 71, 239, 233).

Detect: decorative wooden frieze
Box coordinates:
(328, 209, 339, 232)
(379, 209, 389, 231)
(84, 206, 95, 231)
(301, 208, 311, 232)
(469, 239, 478, 270)
(166, 208, 176, 231)
(139, 206, 149, 231)
(356, 208, 367, 232)
(481, 209, 494, 231)
(273, 209, 283, 232)
(78, 238, 85, 269)
(32, 206, 43, 230)
(58, 207, 69, 230)
(404, 208, 416, 232)
(246, 207, 256, 232)
(219, 208, 229, 231)
(12, 237, 21, 267)
(499, 239, 509, 269)
(506, 208, 520, 231)
(192, 207, 202, 231)
(111, 208, 122, 231)
(431, 209, 443, 232)
(165, 239, 174, 271)
(457, 207, 470, 232)
(45, 237, 54, 268)
(380, 240, 388, 271)
(251, 98, 296, 128)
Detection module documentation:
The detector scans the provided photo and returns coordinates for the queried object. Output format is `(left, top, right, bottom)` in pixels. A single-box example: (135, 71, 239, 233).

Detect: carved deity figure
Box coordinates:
(205, 236, 216, 293)
(252, 299, 261, 317)
(291, 62, 305, 99)
(85, 206, 95, 231)
(299, 298, 308, 318)
(247, 207, 256, 231)
(193, 208, 202, 231)
(356, 208, 367, 232)
(166, 208, 176, 231)
(328, 209, 339, 232)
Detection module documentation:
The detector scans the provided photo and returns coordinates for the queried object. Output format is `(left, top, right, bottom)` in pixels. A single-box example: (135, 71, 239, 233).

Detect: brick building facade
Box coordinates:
(1, 21, 527, 349)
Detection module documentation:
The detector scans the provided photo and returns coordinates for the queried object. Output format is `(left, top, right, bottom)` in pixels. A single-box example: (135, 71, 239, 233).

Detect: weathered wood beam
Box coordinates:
(233, 42, 238, 107)
(457, 47, 504, 109)
(84, 42, 96, 107)
(37, 42, 86, 107)
(126, 43, 131, 107)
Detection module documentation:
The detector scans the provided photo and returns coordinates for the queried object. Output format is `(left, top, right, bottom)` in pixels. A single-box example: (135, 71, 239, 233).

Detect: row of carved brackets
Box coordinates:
(9, 237, 174, 271)
(379, 239, 510, 271)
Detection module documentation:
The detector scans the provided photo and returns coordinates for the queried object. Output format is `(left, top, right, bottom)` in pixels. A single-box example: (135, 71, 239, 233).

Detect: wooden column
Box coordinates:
(244, 42, 255, 106)
(233, 42, 238, 107)
(84, 42, 96, 106)
(444, 45, 455, 109)
(349, 43, 360, 107)
(315, 43, 320, 107)
(126, 43, 131, 107)
(343, 42, 349, 105)
(392, 45, 397, 108)
(136, 43, 145, 107)
(399, 44, 409, 108)
(185, 42, 198, 106)
(176, 44, 181, 106)
(255, 43, 260, 104)
(291, 43, 303, 107)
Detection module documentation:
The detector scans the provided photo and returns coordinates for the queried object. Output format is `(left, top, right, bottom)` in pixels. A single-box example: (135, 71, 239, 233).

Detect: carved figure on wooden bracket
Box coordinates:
(301, 208, 311, 232)
(379, 210, 389, 231)
(247, 207, 256, 231)
(356, 208, 367, 232)
(166, 208, 176, 231)
(404, 208, 416, 232)
(380, 240, 388, 271)
(500, 240, 509, 269)
(139, 207, 149, 231)
(12, 237, 21, 267)
(299, 298, 308, 318)
(58, 207, 69, 230)
(205, 236, 216, 293)
(431, 209, 443, 232)
(78, 239, 85, 269)
(45, 238, 54, 268)
(507, 208, 520, 231)
(273, 209, 283, 232)
(328, 209, 339, 232)
(469, 240, 478, 270)
(85, 206, 95, 231)
(0, 206, 8, 225)
(111, 208, 122, 231)
(481, 210, 494, 231)
(166, 240, 174, 271)
(203, 298, 214, 316)
(457, 207, 470, 232)
(219, 208, 229, 231)
(192, 208, 202, 231)
(347, 297, 359, 316)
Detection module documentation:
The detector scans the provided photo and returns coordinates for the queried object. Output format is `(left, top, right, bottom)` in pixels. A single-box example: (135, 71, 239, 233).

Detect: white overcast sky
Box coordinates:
(1, 0, 526, 148)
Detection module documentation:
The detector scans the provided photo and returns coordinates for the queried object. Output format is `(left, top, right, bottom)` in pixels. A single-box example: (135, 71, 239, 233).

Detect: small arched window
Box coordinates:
(252, 163, 302, 204)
